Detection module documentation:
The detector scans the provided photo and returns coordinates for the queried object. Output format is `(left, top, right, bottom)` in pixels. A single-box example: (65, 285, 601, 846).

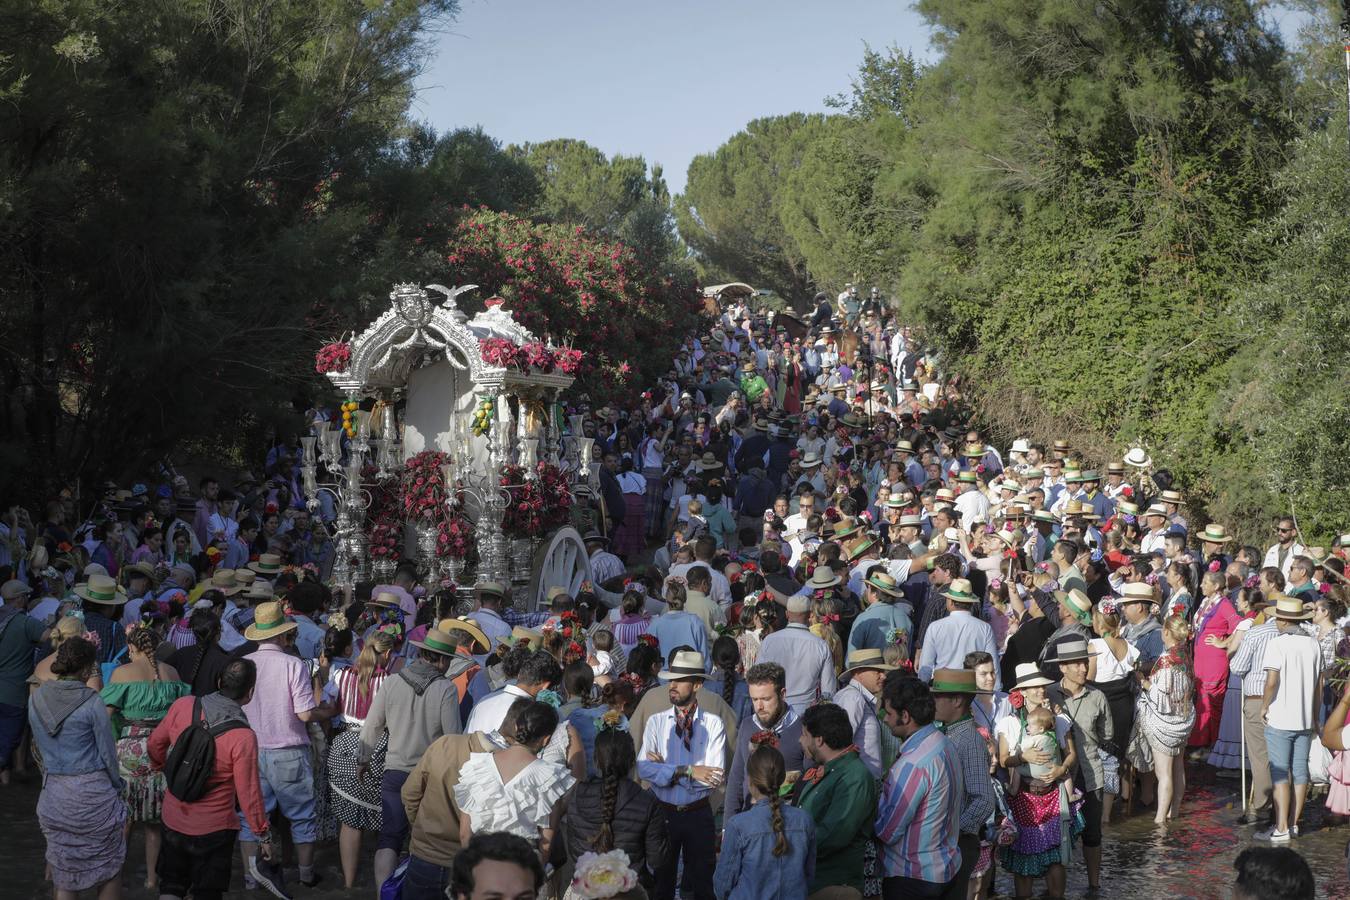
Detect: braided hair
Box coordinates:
(711, 635, 740, 709)
(747, 744, 790, 857)
(591, 727, 636, 852)
(127, 624, 161, 681)
(186, 609, 220, 687)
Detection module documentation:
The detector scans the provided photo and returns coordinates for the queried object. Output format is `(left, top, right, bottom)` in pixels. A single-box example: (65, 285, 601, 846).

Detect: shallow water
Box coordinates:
(1, 766, 1346, 898)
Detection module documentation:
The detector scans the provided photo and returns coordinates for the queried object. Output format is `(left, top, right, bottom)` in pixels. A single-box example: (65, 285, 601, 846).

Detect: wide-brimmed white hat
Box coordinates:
(1011, 662, 1054, 690)
(1123, 447, 1152, 468)
(658, 650, 708, 682)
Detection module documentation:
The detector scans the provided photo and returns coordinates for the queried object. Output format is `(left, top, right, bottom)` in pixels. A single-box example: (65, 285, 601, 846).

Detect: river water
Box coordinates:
(1, 767, 1346, 898)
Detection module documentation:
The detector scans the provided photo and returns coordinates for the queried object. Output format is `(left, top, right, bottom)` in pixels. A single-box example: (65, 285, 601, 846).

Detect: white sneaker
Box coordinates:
(1291, 825, 1300, 837)
(1254, 827, 1290, 844)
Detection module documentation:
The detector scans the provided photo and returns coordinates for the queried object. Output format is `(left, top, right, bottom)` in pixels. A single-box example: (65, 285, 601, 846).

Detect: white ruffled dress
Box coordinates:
(453, 752, 576, 842)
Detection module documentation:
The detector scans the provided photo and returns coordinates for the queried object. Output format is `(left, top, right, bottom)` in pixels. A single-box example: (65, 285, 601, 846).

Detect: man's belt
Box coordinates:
(658, 797, 710, 813)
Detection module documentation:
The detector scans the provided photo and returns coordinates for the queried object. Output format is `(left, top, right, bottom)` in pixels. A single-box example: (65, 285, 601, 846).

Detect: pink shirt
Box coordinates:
(242, 643, 316, 749)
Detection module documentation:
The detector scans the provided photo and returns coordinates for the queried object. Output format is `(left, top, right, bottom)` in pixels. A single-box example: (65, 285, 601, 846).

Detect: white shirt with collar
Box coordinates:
(636, 703, 726, 807)
(464, 683, 532, 735)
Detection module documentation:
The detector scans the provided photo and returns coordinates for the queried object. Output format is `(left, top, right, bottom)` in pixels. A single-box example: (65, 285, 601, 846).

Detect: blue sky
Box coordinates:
(412, 0, 935, 194)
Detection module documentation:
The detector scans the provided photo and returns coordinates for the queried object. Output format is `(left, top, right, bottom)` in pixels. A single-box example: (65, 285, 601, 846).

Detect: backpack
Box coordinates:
(163, 697, 249, 802)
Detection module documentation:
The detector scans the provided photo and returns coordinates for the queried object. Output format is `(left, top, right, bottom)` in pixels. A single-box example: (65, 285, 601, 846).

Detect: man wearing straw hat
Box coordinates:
(835, 649, 895, 778)
(637, 649, 726, 900)
(1255, 595, 1323, 844)
(917, 579, 1001, 690)
(1045, 639, 1111, 893)
(931, 668, 996, 900)
(1229, 592, 1283, 826)
(239, 601, 333, 890)
(360, 625, 464, 887)
(849, 569, 914, 656)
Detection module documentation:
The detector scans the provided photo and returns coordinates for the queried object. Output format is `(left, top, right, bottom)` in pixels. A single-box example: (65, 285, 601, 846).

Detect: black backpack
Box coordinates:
(163, 697, 249, 802)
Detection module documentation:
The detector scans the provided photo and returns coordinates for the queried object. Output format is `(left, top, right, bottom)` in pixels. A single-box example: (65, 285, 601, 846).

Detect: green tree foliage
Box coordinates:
(0, 0, 461, 498)
(510, 138, 685, 273)
(674, 114, 827, 306)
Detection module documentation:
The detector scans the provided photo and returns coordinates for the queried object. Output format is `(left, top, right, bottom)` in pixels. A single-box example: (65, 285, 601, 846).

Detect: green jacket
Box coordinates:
(739, 373, 769, 403)
(794, 749, 878, 892)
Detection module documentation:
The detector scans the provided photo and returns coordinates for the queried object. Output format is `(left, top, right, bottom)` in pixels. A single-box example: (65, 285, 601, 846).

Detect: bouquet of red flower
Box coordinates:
(556, 347, 584, 375)
(438, 510, 474, 560)
(402, 451, 452, 522)
(479, 337, 524, 369)
(522, 341, 556, 374)
(501, 462, 574, 539)
(315, 341, 351, 374)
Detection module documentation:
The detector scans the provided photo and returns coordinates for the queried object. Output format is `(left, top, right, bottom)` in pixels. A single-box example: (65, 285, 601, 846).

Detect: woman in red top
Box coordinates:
(1188, 570, 1240, 756)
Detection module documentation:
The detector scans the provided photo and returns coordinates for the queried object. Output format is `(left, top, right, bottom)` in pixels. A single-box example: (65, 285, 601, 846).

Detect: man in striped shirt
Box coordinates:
(875, 675, 963, 898)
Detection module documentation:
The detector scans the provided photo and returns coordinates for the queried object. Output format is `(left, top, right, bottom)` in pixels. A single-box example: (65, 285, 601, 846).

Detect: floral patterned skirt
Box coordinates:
(117, 724, 165, 823)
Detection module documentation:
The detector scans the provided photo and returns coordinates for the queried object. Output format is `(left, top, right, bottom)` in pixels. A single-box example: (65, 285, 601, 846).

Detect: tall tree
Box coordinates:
(0, 0, 458, 499)
(675, 114, 825, 306)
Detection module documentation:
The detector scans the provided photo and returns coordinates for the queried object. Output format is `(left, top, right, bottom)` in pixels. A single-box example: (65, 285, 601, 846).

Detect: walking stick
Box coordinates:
(1240, 696, 1248, 813)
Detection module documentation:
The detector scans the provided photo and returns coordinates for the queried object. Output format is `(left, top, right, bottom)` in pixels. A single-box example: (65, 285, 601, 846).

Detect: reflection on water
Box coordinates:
(1, 767, 1347, 898)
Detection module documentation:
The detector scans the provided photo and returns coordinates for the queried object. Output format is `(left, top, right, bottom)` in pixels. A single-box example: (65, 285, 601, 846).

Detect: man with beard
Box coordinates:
(723, 662, 804, 817)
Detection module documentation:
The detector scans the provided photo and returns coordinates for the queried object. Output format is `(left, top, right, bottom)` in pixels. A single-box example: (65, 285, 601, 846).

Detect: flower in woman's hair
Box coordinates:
(82, 630, 101, 650)
(885, 627, 907, 646)
(750, 729, 780, 749)
(1099, 598, 1119, 617)
(1145, 572, 1158, 585)
(819, 612, 840, 625)
(619, 672, 646, 693)
(1008, 689, 1025, 710)
(897, 658, 916, 675)
(1319, 582, 1333, 596)
(1207, 559, 1222, 573)
(570, 849, 638, 899)
(596, 709, 629, 734)
(989, 578, 1003, 591)
(1244, 574, 1260, 590)
(326, 611, 349, 631)
(637, 634, 659, 649)
(535, 688, 562, 709)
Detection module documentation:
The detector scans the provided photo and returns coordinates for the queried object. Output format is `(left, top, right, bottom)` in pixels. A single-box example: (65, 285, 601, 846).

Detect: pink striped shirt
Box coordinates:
(874, 722, 963, 884)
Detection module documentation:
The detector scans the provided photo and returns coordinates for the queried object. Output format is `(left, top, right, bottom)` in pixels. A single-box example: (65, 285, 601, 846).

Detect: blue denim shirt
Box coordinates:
(28, 682, 123, 791)
(714, 799, 816, 900)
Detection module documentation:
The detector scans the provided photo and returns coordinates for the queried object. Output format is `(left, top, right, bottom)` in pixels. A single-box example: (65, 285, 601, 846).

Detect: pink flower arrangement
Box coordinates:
(478, 337, 584, 376)
(479, 337, 524, 369)
(315, 341, 351, 374)
(401, 450, 452, 522)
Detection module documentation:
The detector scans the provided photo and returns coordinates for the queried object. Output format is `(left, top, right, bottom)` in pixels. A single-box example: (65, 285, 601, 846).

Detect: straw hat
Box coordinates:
(409, 627, 459, 657)
(1032, 510, 1058, 524)
(830, 518, 864, 541)
(1059, 589, 1093, 620)
(1009, 438, 1032, 455)
(898, 514, 923, 528)
(1143, 504, 1169, 518)
(865, 570, 904, 597)
(75, 574, 128, 606)
(244, 601, 298, 641)
(368, 591, 403, 609)
(961, 443, 985, 459)
(242, 581, 274, 603)
(1124, 447, 1152, 468)
(1197, 523, 1232, 545)
(1119, 583, 1155, 603)
(934, 488, 956, 503)
(249, 553, 284, 575)
(840, 648, 896, 678)
(806, 568, 841, 591)
(895, 440, 915, 454)
(1011, 662, 1054, 690)
(208, 569, 243, 596)
(1105, 462, 1125, 475)
(233, 569, 257, 588)
(658, 650, 709, 682)
(845, 534, 878, 561)
(1023, 467, 1045, 479)
(929, 668, 985, 695)
(437, 616, 489, 653)
(1271, 593, 1312, 621)
(1045, 637, 1091, 664)
(942, 578, 980, 604)
(122, 562, 159, 584)
(956, 470, 978, 485)
(511, 626, 543, 651)
(884, 495, 911, 509)
(542, 586, 570, 607)
(800, 451, 823, 469)
(1117, 501, 1140, 517)
(1159, 489, 1184, 505)
(1052, 440, 1071, 453)
(476, 581, 509, 599)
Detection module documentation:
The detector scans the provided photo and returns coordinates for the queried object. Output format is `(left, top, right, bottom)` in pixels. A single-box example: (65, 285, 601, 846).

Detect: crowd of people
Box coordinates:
(0, 283, 1341, 900)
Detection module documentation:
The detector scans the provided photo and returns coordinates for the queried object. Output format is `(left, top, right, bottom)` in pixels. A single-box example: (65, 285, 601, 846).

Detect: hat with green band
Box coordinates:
(941, 578, 980, 604)
(410, 627, 459, 657)
(249, 553, 284, 575)
(243, 601, 298, 640)
(929, 668, 986, 695)
(75, 574, 129, 606)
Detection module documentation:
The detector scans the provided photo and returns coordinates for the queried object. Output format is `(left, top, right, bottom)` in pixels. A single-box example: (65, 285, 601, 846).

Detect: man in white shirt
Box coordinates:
(952, 472, 989, 531)
(637, 650, 726, 900)
(464, 583, 512, 664)
(1262, 517, 1306, 579)
(1257, 595, 1324, 844)
(1139, 505, 1171, 555)
(917, 579, 1001, 689)
(782, 492, 815, 537)
(463, 650, 562, 736)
